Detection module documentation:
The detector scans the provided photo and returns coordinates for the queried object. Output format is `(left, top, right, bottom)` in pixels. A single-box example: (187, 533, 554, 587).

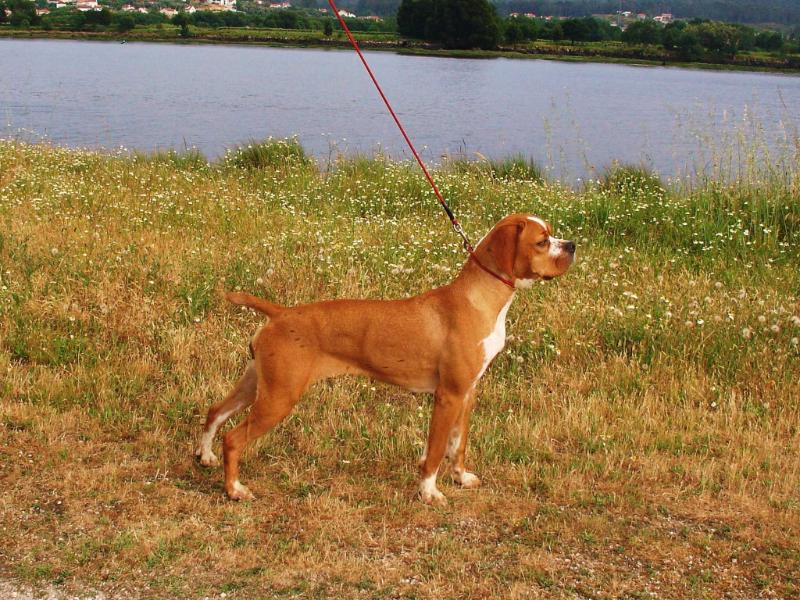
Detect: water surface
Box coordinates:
(2, 38, 798, 180)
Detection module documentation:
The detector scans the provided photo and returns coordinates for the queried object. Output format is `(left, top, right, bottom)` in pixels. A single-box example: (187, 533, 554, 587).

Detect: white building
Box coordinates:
(207, 0, 236, 10)
(76, 0, 101, 11)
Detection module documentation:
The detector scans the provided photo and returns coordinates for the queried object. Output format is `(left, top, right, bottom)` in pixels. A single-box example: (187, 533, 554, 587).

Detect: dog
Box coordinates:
(196, 214, 575, 505)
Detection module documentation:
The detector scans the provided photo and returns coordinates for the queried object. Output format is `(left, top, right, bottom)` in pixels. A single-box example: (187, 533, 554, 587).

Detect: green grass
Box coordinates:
(0, 138, 799, 597)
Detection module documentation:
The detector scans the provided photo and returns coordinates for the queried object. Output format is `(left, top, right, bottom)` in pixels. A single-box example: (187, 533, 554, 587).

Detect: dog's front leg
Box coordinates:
(418, 386, 466, 506)
(447, 387, 481, 489)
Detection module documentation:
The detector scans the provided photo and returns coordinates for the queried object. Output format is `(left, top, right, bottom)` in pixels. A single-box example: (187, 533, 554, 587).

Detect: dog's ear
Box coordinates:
(490, 221, 523, 278)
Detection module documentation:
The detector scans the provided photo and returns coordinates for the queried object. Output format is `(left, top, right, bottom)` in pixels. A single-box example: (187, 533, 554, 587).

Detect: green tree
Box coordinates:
(0, 1, 7, 24)
(7, 0, 38, 27)
(84, 7, 112, 27)
(584, 16, 617, 41)
(755, 30, 784, 51)
(504, 18, 524, 44)
(622, 20, 662, 45)
(561, 17, 589, 42)
(661, 20, 687, 50)
(398, 0, 499, 49)
(542, 20, 563, 41)
(677, 27, 703, 60)
(115, 13, 135, 32)
(172, 11, 190, 37)
(692, 21, 743, 56)
(513, 15, 540, 41)
(734, 23, 756, 51)
(10, 13, 30, 27)
(560, 17, 613, 42)
(431, 0, 501, 49)
(397, 0, 434, 39)
(323, 18, 333, 36)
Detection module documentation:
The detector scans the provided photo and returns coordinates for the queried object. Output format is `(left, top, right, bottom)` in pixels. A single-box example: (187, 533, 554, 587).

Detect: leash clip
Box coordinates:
(451, 220, 473, 252)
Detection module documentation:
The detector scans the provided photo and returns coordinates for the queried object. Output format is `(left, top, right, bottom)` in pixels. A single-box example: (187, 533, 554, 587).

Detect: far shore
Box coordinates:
(2, 27, 800, 75)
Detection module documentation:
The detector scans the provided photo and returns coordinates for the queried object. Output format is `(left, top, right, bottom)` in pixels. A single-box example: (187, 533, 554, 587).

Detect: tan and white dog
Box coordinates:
(196, 214, 575, 505)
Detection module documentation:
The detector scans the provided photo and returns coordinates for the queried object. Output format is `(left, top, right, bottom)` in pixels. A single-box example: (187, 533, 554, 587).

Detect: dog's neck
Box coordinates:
(451, 257, 516, 318)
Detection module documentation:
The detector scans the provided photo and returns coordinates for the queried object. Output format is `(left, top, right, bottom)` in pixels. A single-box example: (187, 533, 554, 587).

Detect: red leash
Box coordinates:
(326, 0, 516, 289)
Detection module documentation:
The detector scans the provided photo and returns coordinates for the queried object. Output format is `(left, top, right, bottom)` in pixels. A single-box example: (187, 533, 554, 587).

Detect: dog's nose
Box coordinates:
(564, 240, 576, 254)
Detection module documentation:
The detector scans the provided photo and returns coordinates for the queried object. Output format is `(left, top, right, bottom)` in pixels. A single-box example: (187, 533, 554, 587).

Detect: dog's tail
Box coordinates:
(225, 291, 284, 317)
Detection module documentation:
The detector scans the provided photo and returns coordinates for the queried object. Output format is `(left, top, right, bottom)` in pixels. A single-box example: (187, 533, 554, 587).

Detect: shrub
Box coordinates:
(487, 155, 543, 182)
(599, 163, 664, 197)
(223, 138, 311, 171)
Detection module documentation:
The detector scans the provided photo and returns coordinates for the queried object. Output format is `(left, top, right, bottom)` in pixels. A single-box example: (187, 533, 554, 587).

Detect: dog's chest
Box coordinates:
(477, 298, 513, 379)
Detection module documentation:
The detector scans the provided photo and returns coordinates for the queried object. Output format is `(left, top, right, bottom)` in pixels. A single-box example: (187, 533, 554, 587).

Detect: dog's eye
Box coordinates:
(537, 239, 549, 248)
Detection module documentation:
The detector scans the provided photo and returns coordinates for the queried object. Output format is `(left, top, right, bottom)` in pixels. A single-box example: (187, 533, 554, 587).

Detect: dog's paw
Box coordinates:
(226, 480, 255, 501)
(419, 480, 447, 506)
(195, 448, 220, 467)
(454, 470, 481, 489)
(419, 489, 448, 506)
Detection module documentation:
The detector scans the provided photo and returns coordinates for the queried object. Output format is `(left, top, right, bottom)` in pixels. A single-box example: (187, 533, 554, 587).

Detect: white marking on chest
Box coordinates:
(477, 296, 513, 380)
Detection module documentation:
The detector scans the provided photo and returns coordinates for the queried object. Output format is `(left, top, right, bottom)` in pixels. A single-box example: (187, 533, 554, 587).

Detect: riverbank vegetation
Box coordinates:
(1, 137, 799, 597)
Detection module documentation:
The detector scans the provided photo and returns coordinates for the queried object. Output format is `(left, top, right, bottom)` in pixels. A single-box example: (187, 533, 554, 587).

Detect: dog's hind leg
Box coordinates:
(222, 371, 306, 501)
(195, 361, 257, 467)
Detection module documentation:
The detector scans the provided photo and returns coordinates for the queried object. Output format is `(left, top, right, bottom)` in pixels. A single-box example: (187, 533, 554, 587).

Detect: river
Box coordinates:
(2, 37, 798, 181)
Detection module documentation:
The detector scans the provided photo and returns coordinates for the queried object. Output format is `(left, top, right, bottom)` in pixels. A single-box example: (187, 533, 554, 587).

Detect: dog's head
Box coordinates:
(478, 214, 575, 288)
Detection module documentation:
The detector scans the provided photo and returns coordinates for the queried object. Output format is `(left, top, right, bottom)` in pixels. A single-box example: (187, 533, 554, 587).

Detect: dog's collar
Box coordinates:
(467, 251, 516, 289)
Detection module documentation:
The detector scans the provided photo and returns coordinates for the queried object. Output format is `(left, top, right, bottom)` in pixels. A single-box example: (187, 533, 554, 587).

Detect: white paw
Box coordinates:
(419, 487, 448, 506)
(454, 470, 481, 489)
(227, 480, 255, 501)
(418, 473, 447, 506)
(195, 448, 219, 467)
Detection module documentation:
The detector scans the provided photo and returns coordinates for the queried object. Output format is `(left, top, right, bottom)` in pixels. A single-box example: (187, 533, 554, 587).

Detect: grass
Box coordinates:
(1, 137, 799, 598)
